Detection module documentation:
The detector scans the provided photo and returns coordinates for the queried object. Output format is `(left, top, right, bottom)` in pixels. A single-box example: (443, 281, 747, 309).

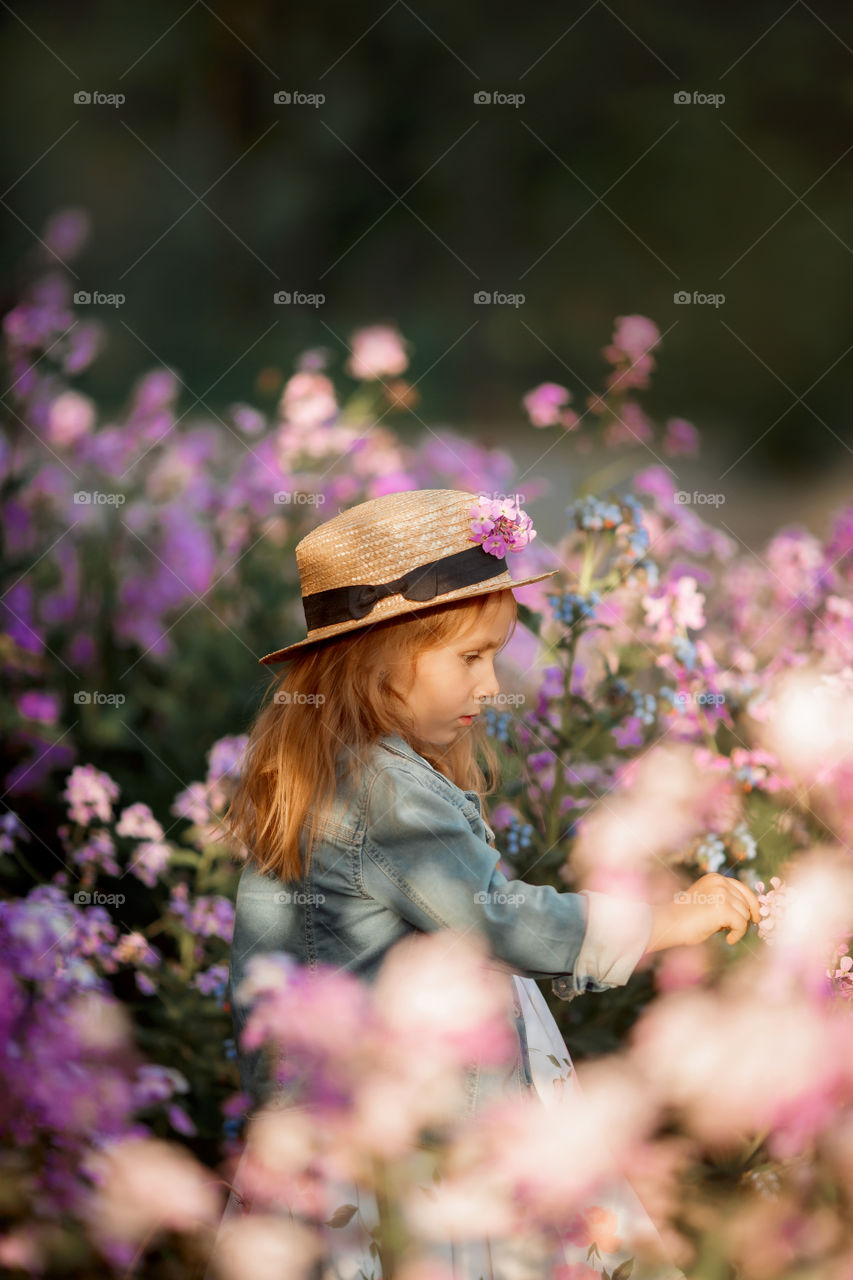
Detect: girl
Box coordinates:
(207, 488, 760, 1280)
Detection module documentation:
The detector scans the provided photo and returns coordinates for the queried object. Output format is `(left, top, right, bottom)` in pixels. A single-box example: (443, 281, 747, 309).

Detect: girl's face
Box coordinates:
(391, 593, 515, 746)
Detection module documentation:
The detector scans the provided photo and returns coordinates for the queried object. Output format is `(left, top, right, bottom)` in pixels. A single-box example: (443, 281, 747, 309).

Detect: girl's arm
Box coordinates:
(363, 765, 654, 998)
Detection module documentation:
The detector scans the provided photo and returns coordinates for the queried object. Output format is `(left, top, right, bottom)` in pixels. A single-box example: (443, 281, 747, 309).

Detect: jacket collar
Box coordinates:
(377, 732, 483, 814)
(377, 731, 435, 769)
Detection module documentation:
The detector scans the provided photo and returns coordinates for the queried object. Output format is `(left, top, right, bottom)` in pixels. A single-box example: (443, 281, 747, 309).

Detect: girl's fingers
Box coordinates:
(731, 882, 761, 923)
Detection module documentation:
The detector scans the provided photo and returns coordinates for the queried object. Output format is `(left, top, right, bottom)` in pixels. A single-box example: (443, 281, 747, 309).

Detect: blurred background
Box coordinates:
(3, 0, 853, 549)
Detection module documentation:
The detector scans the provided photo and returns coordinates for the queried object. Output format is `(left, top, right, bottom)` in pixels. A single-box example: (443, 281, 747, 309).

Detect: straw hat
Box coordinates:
(258, 488, 558, 665)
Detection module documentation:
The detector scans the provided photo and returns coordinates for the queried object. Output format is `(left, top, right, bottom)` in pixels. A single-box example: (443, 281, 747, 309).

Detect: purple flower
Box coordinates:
(62, 764, 120, 827)
(134, 1064, 189, 1107)
(206, 734, 249, 786)
(663, 417, 700, 457)
(68, 827, 121, 878)
(127, 840, 172, 888)
(193, 962, 229, 997)
(612, 715, 645, 749)
(170, 782, 211, 826)
(116, 803, 164, 842)
(42, 207, 91, 260)
(135, 971, 157, 996)
(0, 810, 30, 855)
(522, 382, 571, 428)
(17, 690, 61, 724)
(607, 314, 661, 361)
(468, 496, 537, 558)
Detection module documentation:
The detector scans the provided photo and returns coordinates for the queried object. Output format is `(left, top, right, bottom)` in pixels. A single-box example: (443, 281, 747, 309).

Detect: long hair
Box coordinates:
(223, 589, 518, 882)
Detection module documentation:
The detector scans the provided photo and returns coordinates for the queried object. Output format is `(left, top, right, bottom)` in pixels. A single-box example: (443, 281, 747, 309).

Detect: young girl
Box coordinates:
(207, 488, 760, 1280)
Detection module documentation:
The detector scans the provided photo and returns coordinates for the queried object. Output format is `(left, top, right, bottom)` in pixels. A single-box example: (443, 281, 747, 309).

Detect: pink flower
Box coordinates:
(643, 575, 706, 639)
(346, 324, 409, 380)
(279, 371, 337, 428)
(606, 314, 661, 361)
(522, 382, 571, 428)
(602, 315, 661, 392)
(86, 1137, 219, 1245)
(564, 1204, 622, 1252)
(602, 400, 653, 450)
(47, 390, 95, 445)
(62, 764, 120, 827)
(469, 496, 536, 558)
(663, 416, 700, 457)
(127, 840, 172, 888)
(171, 782, 211, 826)
(116, 803, 164, 842)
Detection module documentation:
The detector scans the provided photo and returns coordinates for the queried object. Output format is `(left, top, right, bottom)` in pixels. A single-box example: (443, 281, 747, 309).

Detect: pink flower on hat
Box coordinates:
(468, 496, 537, 558)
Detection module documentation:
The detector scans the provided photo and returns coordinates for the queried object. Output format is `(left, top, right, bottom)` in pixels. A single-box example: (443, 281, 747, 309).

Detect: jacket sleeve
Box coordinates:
(362, 765, 653, 999)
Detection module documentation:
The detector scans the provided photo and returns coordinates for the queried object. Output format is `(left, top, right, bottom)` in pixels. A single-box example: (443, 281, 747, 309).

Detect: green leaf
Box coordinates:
(516, 601, 543, 638)
(612, 1259, 635, 1279)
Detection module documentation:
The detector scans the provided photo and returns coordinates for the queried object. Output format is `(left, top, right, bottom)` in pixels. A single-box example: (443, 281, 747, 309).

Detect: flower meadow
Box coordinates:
(3, 207, 853, 1279)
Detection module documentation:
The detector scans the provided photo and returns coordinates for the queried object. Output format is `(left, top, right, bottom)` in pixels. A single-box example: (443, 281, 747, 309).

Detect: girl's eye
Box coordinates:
(463, 654, 479, 665)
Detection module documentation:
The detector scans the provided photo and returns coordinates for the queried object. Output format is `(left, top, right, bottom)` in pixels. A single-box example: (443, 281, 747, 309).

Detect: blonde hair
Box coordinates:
(223, 589, 518, 882)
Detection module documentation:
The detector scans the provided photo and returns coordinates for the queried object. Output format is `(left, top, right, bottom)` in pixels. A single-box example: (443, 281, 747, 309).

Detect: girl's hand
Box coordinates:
(645, 872, 762, 953)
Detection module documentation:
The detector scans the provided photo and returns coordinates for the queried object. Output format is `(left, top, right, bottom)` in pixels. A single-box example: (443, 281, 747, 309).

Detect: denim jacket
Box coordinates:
(228, 731, 653, 1116)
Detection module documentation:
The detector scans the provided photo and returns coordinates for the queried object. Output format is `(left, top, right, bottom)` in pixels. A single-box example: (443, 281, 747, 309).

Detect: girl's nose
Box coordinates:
(475, 669, 500, 702)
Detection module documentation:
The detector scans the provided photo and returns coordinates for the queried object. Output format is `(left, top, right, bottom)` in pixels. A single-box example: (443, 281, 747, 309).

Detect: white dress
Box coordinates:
(206, 975, 687, 1280)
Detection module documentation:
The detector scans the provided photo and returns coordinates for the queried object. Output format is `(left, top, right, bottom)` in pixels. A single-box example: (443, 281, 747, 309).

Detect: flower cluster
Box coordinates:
(696, 819, 753, 870)
(483, 706, 513, 743)
(62, 764, 120, 827)
(754, 876, 789, 944)
(548, 590, 601, 628)
(601, 313, 662, 393)
(522, 381, 579, 431)
(469, 496, 536, 558)
(503, 818, 534, 856)
(0, 884, 188, 1223)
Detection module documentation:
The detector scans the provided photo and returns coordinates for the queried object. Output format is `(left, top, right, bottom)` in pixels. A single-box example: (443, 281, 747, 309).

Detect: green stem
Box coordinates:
(544, 641, 578, 851)
(371, 1157, 408, 1280)
(577, 535, 598, 596)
